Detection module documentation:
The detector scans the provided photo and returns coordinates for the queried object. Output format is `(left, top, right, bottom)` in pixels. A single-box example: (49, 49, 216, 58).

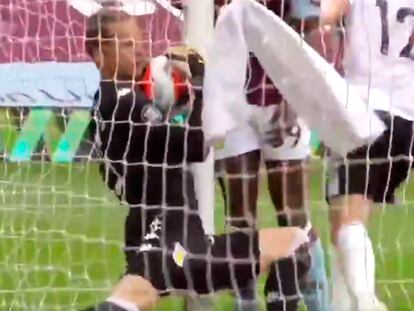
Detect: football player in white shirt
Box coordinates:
(214, 1, 339, 311)
(321, 0, 414, 310)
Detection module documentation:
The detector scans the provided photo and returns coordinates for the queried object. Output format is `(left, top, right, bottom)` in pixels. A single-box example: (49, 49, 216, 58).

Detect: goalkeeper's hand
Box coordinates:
(166, 46, 205, 90)
(263, 103, 302, 148)
(164, 46, 205, 126)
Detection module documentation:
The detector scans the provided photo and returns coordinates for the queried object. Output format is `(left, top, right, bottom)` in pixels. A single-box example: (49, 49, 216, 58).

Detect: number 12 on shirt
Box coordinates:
(376, 0, 414, 59)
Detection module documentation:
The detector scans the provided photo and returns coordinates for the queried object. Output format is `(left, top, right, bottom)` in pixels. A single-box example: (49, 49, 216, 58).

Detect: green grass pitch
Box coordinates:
(1, 161, 414, 310)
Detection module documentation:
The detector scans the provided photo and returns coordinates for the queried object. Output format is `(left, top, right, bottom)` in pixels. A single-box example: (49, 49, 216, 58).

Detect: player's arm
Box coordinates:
(320, 0, 350, 29)
(105, 47, 207, 165)
(108, 87, 206, 165)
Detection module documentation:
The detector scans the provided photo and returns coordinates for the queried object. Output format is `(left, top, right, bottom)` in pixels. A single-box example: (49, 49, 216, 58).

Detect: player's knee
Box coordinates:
(111, 275, 159, 310)
(329, 194, 370, 244)
(267, 160, 309, 227)
(258, 227, 309, 274)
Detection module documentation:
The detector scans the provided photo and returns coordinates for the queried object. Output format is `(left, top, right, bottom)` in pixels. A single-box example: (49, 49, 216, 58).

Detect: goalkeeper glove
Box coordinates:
(166, 46, 205, 125)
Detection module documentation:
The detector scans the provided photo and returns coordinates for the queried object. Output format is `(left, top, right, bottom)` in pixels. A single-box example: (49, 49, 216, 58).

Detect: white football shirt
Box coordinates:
(344, 0, 414, 120)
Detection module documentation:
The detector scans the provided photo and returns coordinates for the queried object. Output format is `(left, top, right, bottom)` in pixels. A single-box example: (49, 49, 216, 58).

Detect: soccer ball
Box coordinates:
(150, 55, 189, 111)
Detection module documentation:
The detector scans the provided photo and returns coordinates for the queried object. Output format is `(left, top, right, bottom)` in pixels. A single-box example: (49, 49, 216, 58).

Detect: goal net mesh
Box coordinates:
(0, 0, 413, 310)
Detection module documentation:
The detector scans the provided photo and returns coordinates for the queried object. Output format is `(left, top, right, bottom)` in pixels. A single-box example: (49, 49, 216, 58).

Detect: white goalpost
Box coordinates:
(183, 2, 216, 310)
(183, 0, 216, 237)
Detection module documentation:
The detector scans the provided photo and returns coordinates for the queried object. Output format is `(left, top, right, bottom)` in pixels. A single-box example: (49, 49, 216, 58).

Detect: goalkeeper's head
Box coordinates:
(85, 9, 147, 80)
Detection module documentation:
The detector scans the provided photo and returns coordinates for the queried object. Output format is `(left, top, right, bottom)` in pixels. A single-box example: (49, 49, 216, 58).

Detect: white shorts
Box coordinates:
(215, 105, 311, 161)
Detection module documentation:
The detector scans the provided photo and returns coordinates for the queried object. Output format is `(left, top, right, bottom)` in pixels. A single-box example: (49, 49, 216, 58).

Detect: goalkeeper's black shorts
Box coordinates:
(327, 110, 414, 204)
(123, 209, 260, 295)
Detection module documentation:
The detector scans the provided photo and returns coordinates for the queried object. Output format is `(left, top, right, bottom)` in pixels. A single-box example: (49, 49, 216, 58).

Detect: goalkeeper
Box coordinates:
(82, 9, 309, 311)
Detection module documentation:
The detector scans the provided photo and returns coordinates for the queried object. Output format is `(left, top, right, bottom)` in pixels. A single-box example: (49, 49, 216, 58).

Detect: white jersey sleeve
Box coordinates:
(344, 0, 414, 120)
(204, 0, 385, 156)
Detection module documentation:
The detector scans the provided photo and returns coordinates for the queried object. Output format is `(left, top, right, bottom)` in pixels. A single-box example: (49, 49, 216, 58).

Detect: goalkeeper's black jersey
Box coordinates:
(92, 80, 205, 243)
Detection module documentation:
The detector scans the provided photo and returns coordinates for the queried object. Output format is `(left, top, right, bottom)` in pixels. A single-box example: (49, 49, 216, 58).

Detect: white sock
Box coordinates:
(331, 247, 352, 310)
(107, 297, 139, 311)
(336, 223, 376, 298)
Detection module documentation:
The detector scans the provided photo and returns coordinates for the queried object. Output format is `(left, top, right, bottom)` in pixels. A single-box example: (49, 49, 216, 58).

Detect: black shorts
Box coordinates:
(327, 111, 414, 203)
(124, 209, 260, 295)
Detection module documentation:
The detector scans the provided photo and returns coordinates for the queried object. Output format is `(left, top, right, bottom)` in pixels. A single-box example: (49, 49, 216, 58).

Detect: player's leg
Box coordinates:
(264, 158, 312, 311)
(328, 152, 382, 311)
(328, 149, 382, 311)
(207, 227, 310, 287)
(217, 151, 311, 311)
(218, 150, 261, 229)
(214, 118, 263, 311)
(215, 102, 314, 310)
(265, 159, 330, 311)
(258, 101, 330, 311)
(327, 111, 413, 310)
(216, 227, 310, 311)
(328, 194, 379, 311)
(81, 214, 310, 311)
(216, 150, 261, 311)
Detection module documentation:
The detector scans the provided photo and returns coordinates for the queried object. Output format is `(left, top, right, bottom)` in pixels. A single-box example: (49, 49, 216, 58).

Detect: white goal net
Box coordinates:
(0, 0, 413, 311)
(0, 1, 185, 310)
